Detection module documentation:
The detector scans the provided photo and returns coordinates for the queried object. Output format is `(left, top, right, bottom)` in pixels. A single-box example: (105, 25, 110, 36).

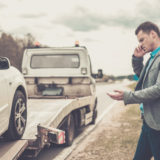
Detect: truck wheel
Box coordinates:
(6, 90, 27, 140)
(65, 114, 75, 146)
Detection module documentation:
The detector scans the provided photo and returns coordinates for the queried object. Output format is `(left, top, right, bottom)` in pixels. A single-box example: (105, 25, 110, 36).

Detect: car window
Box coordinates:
(0, 57, 9, 70)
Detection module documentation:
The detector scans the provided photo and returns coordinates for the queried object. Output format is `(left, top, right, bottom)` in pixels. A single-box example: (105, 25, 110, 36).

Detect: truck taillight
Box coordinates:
(81, 68, 87, 75)
(75, 40, 79, 47)
(58, 131, 65, 144)
(48, 130, 65, 144)
(34, 41, 40, 48)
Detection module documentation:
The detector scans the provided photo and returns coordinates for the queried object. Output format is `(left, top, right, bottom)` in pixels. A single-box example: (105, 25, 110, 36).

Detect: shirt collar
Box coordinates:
(150, 46, 160, 58)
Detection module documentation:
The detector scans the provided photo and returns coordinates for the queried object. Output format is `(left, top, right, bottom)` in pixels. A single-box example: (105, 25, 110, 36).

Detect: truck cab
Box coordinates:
(22, 45, 96, 99)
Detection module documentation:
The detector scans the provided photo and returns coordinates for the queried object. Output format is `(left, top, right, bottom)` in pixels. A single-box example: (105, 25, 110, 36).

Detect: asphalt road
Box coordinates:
(36, 81, 129, 160)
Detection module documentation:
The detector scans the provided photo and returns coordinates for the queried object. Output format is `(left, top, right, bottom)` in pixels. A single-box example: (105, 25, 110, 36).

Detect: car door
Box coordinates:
(0, 69, 9, 134)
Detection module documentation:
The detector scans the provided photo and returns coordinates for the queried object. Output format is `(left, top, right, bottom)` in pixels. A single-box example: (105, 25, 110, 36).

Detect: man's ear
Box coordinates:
(150, 30, 157, 39)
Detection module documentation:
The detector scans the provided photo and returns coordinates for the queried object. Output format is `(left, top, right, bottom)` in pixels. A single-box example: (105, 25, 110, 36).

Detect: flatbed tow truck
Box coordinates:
(0, 43, 97, 160)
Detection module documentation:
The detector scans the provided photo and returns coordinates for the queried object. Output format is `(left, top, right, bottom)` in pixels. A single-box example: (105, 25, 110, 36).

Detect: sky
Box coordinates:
(0, 0, 159, 75)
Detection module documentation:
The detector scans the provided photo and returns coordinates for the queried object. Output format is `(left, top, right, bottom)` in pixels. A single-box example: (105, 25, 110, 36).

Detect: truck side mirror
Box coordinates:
(0, 57, 10, 69)
(97, 69, 103, 78)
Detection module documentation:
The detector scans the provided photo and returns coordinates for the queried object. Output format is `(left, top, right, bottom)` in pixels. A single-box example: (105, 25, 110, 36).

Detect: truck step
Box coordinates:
(20, 146, 41, 159)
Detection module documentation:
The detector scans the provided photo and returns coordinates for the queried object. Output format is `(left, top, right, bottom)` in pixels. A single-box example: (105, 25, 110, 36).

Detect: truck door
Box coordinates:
(0, 70, 9, 134)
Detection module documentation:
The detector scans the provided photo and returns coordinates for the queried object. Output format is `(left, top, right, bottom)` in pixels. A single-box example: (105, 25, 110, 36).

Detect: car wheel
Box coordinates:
(65, 114, 75, 146)
(6, 90, 27, 140)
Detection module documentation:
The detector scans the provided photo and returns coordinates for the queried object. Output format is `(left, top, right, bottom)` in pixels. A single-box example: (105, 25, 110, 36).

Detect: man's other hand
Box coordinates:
(107, 90, 124, 101)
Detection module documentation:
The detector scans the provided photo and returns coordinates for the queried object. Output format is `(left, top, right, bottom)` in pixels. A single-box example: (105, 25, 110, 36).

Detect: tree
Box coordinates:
(0, 32, 36, 71)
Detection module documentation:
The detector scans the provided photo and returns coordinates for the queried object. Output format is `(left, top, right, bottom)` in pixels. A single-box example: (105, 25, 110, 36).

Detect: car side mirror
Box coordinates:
(0, 57, 10, 69)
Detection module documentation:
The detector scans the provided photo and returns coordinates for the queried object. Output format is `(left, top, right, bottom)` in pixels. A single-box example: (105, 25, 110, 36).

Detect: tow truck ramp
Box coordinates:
(0, 96, 94, 159)
(0, 125, 65, 160)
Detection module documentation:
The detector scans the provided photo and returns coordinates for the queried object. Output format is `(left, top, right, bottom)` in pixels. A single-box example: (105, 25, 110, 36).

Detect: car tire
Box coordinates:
(6, 90, 27, 140)
(65, 114, 75, 146)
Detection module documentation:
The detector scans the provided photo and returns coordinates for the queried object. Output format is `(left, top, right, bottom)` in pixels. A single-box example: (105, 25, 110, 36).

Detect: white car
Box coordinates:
(0, 57, 27, 140)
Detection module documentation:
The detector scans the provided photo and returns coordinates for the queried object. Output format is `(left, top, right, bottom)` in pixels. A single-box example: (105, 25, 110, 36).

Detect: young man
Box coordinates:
(107, 21, 160, 160)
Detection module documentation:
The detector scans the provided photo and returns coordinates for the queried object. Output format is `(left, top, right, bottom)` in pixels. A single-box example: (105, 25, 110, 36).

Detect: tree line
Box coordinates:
(0, 32, 39, 71)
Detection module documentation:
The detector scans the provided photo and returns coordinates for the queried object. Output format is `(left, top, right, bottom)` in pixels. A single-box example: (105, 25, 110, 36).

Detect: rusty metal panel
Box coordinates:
(0, 140, 28, 160)
(63, 85, 91, 96)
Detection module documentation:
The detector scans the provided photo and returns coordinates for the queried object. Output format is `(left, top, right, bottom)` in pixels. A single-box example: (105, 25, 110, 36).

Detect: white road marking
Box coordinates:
(97, 101, 118, 123)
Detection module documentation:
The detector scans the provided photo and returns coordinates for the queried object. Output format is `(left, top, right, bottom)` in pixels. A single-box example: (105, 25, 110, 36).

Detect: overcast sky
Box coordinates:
(0, 0, 159, 75)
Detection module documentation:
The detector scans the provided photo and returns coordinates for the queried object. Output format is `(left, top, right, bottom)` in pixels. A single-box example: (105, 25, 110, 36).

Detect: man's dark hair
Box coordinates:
(135, 21, 160, 37)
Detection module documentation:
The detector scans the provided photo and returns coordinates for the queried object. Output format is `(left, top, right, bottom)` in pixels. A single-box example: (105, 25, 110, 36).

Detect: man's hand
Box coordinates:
(134, 45, 146, 57)
(107, 90, 124, 101)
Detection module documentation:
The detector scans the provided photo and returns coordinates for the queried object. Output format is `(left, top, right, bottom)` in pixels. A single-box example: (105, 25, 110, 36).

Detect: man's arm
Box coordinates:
(107, 79, 160, 104)
(132, 55, 144, 77)
(107, 61, 160, 104)
(124, 80, 160, 105)
(132, 45, 146, 77)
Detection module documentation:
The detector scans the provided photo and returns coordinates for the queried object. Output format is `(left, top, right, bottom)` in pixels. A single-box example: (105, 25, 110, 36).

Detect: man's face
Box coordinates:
(137, 30, 154, 53)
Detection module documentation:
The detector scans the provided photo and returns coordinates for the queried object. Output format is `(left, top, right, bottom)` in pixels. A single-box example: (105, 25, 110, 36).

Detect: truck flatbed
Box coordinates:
(23, 98, 72, 139)
(23, 96, 92, 139)
(0, 96, 93, 160)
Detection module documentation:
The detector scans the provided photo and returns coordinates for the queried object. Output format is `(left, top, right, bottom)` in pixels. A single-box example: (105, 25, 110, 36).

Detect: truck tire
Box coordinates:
(65, 114, 75, 146)
(6, 90, 27, 140)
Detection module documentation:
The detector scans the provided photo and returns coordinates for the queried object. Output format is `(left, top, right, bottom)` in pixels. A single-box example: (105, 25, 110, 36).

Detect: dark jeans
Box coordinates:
(133, 121, 160, 160)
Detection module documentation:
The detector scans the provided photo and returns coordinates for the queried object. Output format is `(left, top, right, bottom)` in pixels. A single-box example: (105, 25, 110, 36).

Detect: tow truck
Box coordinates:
(0, 42, 97, 160)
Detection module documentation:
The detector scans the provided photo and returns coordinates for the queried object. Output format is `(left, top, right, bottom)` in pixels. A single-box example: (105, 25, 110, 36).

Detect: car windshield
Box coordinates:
(31, 54, 80, 68)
